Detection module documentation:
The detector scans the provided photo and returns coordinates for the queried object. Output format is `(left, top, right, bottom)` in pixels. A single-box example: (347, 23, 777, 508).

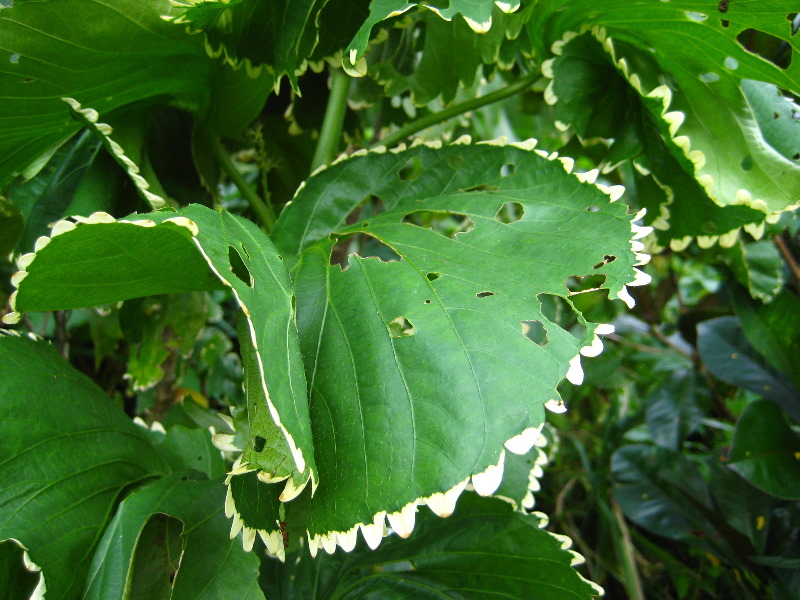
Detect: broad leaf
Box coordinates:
(645, 370, 704, 451)
(272, 140, 645, 550)
(0, 331, 169, 600)
(7, 205, 317, 503)
(724, 239, 786, 302)
(0, 0, 271, 186)
(84, 474, 264, 600)
(0, 540, 39, 600)
(728, 399, 800, 500)
(697, 316, 800, 422)
(263, 493, 602, 599)
(0, 197, 23, 258)
(531, 0, 800, 216)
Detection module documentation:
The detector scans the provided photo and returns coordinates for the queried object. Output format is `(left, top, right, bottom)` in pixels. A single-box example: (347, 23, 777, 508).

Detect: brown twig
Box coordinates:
(774, 233, 800, 287)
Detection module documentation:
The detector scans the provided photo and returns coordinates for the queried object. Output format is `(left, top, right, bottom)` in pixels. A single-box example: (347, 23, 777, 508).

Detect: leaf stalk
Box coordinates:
(311, 68, 352, 172)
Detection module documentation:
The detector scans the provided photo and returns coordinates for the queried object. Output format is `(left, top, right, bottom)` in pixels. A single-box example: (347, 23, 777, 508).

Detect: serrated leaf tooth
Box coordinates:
(242, 526, 257, 552)
(10, 271, 28, 287)
(225, 486, 235, 518)
(631, 223, 653, 240)
(49, 219, 75, 237)
(307, 533, 320, 558)
(336, 527, 359, 552)
(719, 228, 740, 247)
(258, 471, 290, 484)
(550, 31, 577, 55)
(386, 502, 417, 538)
(532, 510, 549, 528)
(16, 253, 35, 270)
(545, 399, 567, 413)
(360, 512, 386, 549)
(34, 236, 50, 252)
(630, 268, 651, 287)
(511, 138, 538, 151)
(697, 235, 717, 249)
(452, 134, 472, 145)
(631, 240, 645, 252)
(595, 323, 615, 335)
(541, 58, 555, 78)
(635, 252, 651, 265)
(260, 529, 286, 561)
(212, 431, 238, 452)
(424, 477, 468, 518)
(504, 425, 542, 455)
(558, 156, 574, 173)
(566, 355, 584, 385)
(320, 532, 337, 554)
(664, 111, 685, 136)
(744, 222, 765, 239)
(579, 335, 604, 358)
(569, 549, 585, 566)
(164, 216, 199, 236)
(616, 286, 636, 308)
(230, 513, 244, 539)
(279, 473, 309, 501)
(495, 0, 519, 13)
(2, 311, 20, 325)
(543, 80, 557, 105)
(472, 450, 506, 496)
(576, 169, 598, 184)
(670, 236, 692, 252)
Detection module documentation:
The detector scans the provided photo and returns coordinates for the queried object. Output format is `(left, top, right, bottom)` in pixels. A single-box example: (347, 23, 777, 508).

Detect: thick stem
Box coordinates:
(211, 136, 276, 230)
(774, 233, 800, 287)
(311, 68, 352, 172)
(372, 71, 541, 150)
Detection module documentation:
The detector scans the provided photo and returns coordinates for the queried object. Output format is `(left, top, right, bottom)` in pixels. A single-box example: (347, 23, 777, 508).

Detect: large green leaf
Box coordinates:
(531, 0, 800, 217)
(728, 399, 800, 500)
(271, 140, 645, 551)
(83, 474, 264, 600)
(263, 493, 602, 599)
(0, 0, 271, 187)
(6, 205, 317, 508)
(0, 331, 169, 600)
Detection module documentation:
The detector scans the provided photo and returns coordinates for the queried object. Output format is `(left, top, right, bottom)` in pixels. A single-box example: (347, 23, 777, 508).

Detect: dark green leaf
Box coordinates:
(0, 197, 23, 258)
(728, 399, 800, 500)
(697, 316, 800, 422)
(645, 370, 705, 451)
(0, 331, 168, 600)
(156, 426, 226, 480)
(0, 540, 39, 600)
(83, 474, 265, 600)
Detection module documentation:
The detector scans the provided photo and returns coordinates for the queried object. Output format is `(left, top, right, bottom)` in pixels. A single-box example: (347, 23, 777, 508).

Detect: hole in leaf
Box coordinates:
(500, 163, 516, 177)
(740, 155, 754, 171)
(253, 436, 267, 452)
(793, 153, 800, 160)
(228, 246, 253, 287)
(402, 210, 474, 238)
(736, 28, 792, 69)
(521, 320, 549, 346)
(476, 291, 495, 298)
(494, 201, 524, 224)
(458, 183, 498, 193)
(538, 293, 589, 342)
(424, 299, 431, 305)
(329, 234, 401, 270)
(721, 19, 730, 28)
(684, 11, 707, 22)
(388, 316, 415, 338)
(593, 255, 617, 269)
(586, 205, 600, 212)
(398, 157, 423, 181)
(447, 155, 464, 170)
(566, 274, 607, 294)
(426, 272, 440, 281)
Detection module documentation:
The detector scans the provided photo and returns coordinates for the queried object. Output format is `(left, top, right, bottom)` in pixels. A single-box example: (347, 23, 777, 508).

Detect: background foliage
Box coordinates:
(1, 1, 799, 599)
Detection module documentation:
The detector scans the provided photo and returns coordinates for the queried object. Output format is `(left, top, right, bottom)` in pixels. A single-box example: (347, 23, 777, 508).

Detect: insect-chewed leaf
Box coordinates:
(273, 140, 646, 553)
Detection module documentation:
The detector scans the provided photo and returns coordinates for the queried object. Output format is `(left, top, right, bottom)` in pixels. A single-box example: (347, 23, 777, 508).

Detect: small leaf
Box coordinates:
(728, 399, 800, 500)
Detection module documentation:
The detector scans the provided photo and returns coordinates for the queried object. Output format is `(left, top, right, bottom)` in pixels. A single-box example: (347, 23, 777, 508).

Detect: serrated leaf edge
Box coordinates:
(61, 98, 167, 210)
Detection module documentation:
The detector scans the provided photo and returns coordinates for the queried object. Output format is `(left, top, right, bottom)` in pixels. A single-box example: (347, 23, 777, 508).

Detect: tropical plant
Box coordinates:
(0, 1, 798, 598)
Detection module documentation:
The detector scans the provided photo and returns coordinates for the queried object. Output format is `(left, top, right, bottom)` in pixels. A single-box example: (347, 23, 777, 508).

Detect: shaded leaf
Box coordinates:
(725, 239, 786, 302)
(0, 331, 168, 600)
(0, 540, 39, 600)
(645, 370, 705, 451)
(0, 0, 269, 187)
(697, 316, 800, 422)
(0, 197, 23, 258)
(728, 399, 800, 500)
(84, 474, 265, 600)
(264, 493, 602, 599)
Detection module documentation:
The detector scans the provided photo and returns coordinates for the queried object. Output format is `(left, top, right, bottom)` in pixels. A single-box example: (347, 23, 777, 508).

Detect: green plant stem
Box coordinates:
(211, 136, 276, 230)
(311, 68, 352, 172)
(372, 71, 541, 150)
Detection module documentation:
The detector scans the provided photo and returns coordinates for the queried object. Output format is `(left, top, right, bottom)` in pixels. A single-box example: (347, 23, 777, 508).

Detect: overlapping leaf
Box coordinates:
(0, 0, 271, 187)
(0, 331, 169, 600)
(531, 0, 800, 222)
(6, 205, 316, 507)
(264, 493, 602, 599)
(271, 140, 645, 550)
(84, 474, 264, 600)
